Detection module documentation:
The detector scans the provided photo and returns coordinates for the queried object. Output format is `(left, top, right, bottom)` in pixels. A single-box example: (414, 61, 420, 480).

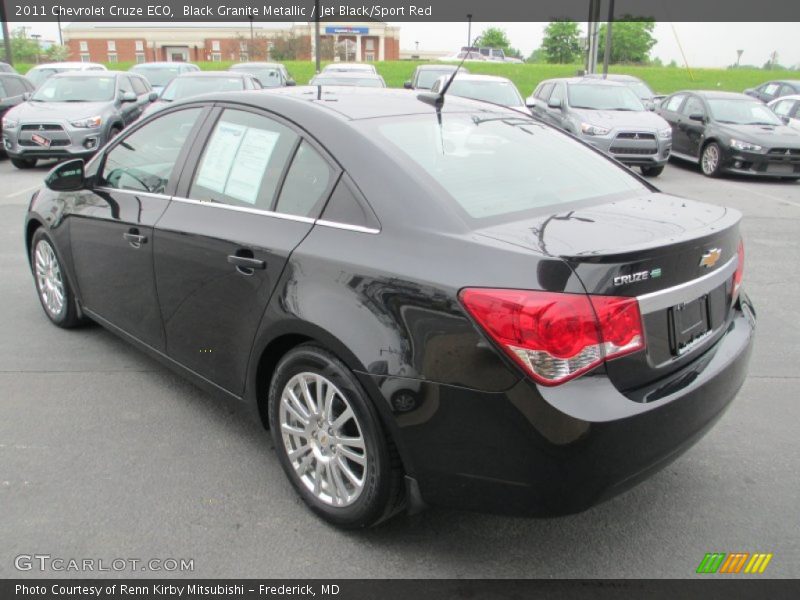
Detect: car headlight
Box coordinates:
(658, 127, 672, 139)
(730, 138, 763, 153)
(2, 116, 19, 129)
(580, 123, 610, 136)
(70, 116, 103, 128)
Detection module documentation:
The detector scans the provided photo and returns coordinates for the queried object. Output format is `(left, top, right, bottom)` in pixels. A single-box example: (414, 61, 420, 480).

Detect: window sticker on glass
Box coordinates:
(195, 121, 246, 195)
(224, 127, 280, 204)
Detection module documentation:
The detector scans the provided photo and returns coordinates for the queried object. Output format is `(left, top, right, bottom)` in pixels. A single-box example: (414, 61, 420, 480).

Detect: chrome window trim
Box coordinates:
(636, 256, 737, 314)
(93, 186, 171, 201)
(315, 219, 380, 235)
(171, 196, 316, 224)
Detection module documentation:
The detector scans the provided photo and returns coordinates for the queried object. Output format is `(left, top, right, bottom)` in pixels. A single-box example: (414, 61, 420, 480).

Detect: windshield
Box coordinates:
(627, 81, 654, 100)
(372, 113, 645, 220)
(448, 80, 524, 107)
(568, 84, 645, 111)
(27, 67, 73, 87)
(160, 77, 245, 101)
(132, 66, 183, 87)
(310, 76, 384, 88)
(707, 99, 783, 125)
(32, 76, 115, 102)
(232, 68, 282, 87)
(416, 69, 455, 90)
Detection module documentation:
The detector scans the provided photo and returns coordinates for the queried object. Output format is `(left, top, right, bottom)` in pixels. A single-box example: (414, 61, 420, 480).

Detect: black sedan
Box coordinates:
(25, 87, 755, 528)
(0, 72, 35, 154)
(658, 90, 800, 179)
(744, 79, 800, 103)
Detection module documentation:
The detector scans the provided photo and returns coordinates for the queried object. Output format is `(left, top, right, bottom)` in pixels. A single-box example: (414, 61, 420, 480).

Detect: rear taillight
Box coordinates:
(459, 289, 644, 386)
(732, 239, 745, 302)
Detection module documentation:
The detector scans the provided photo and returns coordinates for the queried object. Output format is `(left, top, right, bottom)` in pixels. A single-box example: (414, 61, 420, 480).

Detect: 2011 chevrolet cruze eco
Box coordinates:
(25, 87, 755, 528)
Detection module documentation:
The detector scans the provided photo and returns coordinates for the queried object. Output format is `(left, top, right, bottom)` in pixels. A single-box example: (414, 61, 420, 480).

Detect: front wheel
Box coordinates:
(700, 142, 723, 177)
(30, 229, 82, 328)
(640, 165, 665, 177)
(11, 157, 37, 169)
(268, 344, 405, 528)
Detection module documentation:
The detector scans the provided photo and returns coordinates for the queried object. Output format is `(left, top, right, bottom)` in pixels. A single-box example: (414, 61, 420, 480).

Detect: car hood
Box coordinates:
(715, 123, 800, 147)
(8, 100, 112, 121)
(570, 108, 668, 130)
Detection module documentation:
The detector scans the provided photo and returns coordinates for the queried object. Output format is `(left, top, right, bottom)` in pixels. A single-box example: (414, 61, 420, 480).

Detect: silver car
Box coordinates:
(430, 74, 526, 109)
(2, 71, 155, 169)
(527, 77, 673, 177)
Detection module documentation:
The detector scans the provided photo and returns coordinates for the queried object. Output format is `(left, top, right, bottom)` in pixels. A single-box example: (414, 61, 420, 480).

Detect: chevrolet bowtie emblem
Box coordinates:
(699, 248, 722, 268)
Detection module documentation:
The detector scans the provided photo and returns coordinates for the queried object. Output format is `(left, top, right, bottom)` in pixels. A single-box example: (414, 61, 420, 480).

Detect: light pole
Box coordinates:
(736, 49, 744, 67)
(57, 14, 63, 46)
(248, 15, 254, 59)
(314, 0, 321, 73)
(602, 0, 615, 78)
(466, 14, 472, 49)
(0, 0, 12, 66)
(31, 34, 41, 64)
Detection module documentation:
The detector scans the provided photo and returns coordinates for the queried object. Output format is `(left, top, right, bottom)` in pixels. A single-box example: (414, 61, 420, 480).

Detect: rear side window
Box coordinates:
(374, 113, 645, 221)
(190, 109, 299, 210)
(101, 108, 202, 194)
(275, 142, 335, 218)
(320, 176, 380, 231)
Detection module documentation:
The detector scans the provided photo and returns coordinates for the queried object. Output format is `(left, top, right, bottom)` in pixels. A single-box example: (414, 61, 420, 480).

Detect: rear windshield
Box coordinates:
(372, 113, 646, 220)
(448, 80, 524, 107)
(161, 76, 244, 101)
(568, 84, 645, 111)
(232, 68, 282, 87)
(132, 66, 184, 87)
(27, 68, 72, 87)
(416, 69, 455, 90)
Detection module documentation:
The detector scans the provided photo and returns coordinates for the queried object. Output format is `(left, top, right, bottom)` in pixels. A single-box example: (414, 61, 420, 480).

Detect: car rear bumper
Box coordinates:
(363, 296, 755, 516)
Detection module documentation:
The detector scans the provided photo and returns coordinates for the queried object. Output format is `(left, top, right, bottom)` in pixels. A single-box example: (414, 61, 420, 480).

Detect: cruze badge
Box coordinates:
(699, 248, 722, 269)
(614, 267, 662, 286)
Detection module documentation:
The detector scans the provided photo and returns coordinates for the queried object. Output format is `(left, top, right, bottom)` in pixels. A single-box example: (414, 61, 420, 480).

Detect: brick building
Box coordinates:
(63, 22, 401, 64)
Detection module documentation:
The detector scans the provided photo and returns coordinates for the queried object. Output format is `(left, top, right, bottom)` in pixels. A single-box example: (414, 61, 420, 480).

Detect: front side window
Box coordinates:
(664, 94, 686, 113)
(549, 83, 565, 105)
(373, 113, 646, 221)
(772, 100, 793, 117)
(101, 108, 202, 194)
(275, 142, 335, 217)
(536, 83, 554, 101)
(681, 96, 705, 117)
(190, 110, 299, 210)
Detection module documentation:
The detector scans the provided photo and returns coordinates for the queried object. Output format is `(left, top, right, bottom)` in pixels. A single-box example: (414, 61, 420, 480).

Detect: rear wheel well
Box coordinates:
(25, 219, 43, 260)
(255, 334, 312, 428)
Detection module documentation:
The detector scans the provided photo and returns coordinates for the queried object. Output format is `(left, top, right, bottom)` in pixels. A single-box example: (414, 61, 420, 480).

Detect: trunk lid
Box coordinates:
(476, 192, 742, 394)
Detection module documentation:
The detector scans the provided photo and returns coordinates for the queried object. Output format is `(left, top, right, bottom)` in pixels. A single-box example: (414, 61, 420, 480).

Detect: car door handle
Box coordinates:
(227, 254, 266, 274)
(123, 230, 147, 249)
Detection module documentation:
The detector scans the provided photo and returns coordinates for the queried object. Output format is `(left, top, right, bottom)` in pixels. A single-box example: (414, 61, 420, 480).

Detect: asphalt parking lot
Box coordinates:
(1, 155, 798, 579)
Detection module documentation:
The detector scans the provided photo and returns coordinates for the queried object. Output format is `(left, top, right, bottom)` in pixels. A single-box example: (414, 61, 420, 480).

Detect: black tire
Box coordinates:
(11, 157, 37, 169)
(640, 165, 665, 177)
(29, 229, 82, 328)
(268, 344, 405, 528)
(700, 142, 723, 177)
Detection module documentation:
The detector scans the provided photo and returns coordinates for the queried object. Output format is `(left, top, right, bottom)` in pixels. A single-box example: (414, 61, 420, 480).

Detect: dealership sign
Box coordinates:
(325, 27, 370, 35)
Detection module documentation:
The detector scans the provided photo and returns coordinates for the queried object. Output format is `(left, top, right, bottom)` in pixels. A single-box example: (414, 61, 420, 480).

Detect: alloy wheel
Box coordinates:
(34, 240, 65, 318)
(702, 144, 719, 175)
(279, 372, 367, 507)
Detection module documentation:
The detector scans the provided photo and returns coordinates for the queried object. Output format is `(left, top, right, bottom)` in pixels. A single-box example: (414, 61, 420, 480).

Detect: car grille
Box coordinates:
(18, 139, 71, 147)
(610, 146, 657, 155)
(20, 124, 65, 132)
(615, 132, 656, 140)
(767, 148, 800, 157)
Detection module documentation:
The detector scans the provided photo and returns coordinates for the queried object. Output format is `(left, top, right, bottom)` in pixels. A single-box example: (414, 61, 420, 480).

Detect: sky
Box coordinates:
(7, 21, 800, 69)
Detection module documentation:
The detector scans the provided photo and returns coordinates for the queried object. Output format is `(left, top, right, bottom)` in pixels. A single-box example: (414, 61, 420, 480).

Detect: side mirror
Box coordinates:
(120, 91, 137, 103)
(780, 115, 791, 125)
(23, 92, 32, 101)
(547, 97, 562, 109)
(403, 80, 413, 90)
(45, 159, 86, 192)
(689, 113, 705, 122)
(525, 96, 537, 109)
(148, 91, 158, 102)
(645, 100, 655, 111)
(286, 79, 297, 87)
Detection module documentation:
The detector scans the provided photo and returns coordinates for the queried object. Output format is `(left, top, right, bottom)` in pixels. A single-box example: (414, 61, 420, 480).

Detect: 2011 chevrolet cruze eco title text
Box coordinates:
(24, 86, 755, 528)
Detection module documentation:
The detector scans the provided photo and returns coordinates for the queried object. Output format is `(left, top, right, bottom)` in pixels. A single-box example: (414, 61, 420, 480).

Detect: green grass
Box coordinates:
(13, 60, 798, 95)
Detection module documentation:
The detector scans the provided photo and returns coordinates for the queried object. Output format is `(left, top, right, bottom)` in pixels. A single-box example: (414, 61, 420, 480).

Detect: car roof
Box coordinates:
(541, 77, 627, 87)
(30, 62, 105, 69)
(446, 74, 513, 83)
(312, 72, 383, 80)
(584, 73, 644, 83)
(416, 64, 460, 71)
(680, 90, 753, 100)
(769, 94, 800, 103)
(51, 70, 121, 79)
(230, 62, 285, 68)
(193, 86, 516, 122)
(765, 80, 800, 85)
(175, 71, 250, 79)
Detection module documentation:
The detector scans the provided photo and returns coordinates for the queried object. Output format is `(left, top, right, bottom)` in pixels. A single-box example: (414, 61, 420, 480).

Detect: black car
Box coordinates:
(403, 64, 469, 91)
(25, 88, 755, 528)
(0, 72, 35, 154)
(744, 79, 800, 103)
(658, 90, 800, 179)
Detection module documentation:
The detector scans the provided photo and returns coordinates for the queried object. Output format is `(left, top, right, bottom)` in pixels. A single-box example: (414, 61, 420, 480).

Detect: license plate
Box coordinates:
(30, 133, 51, 148)
(669, 295, 710, 356)
(767, 162, 794, 174)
